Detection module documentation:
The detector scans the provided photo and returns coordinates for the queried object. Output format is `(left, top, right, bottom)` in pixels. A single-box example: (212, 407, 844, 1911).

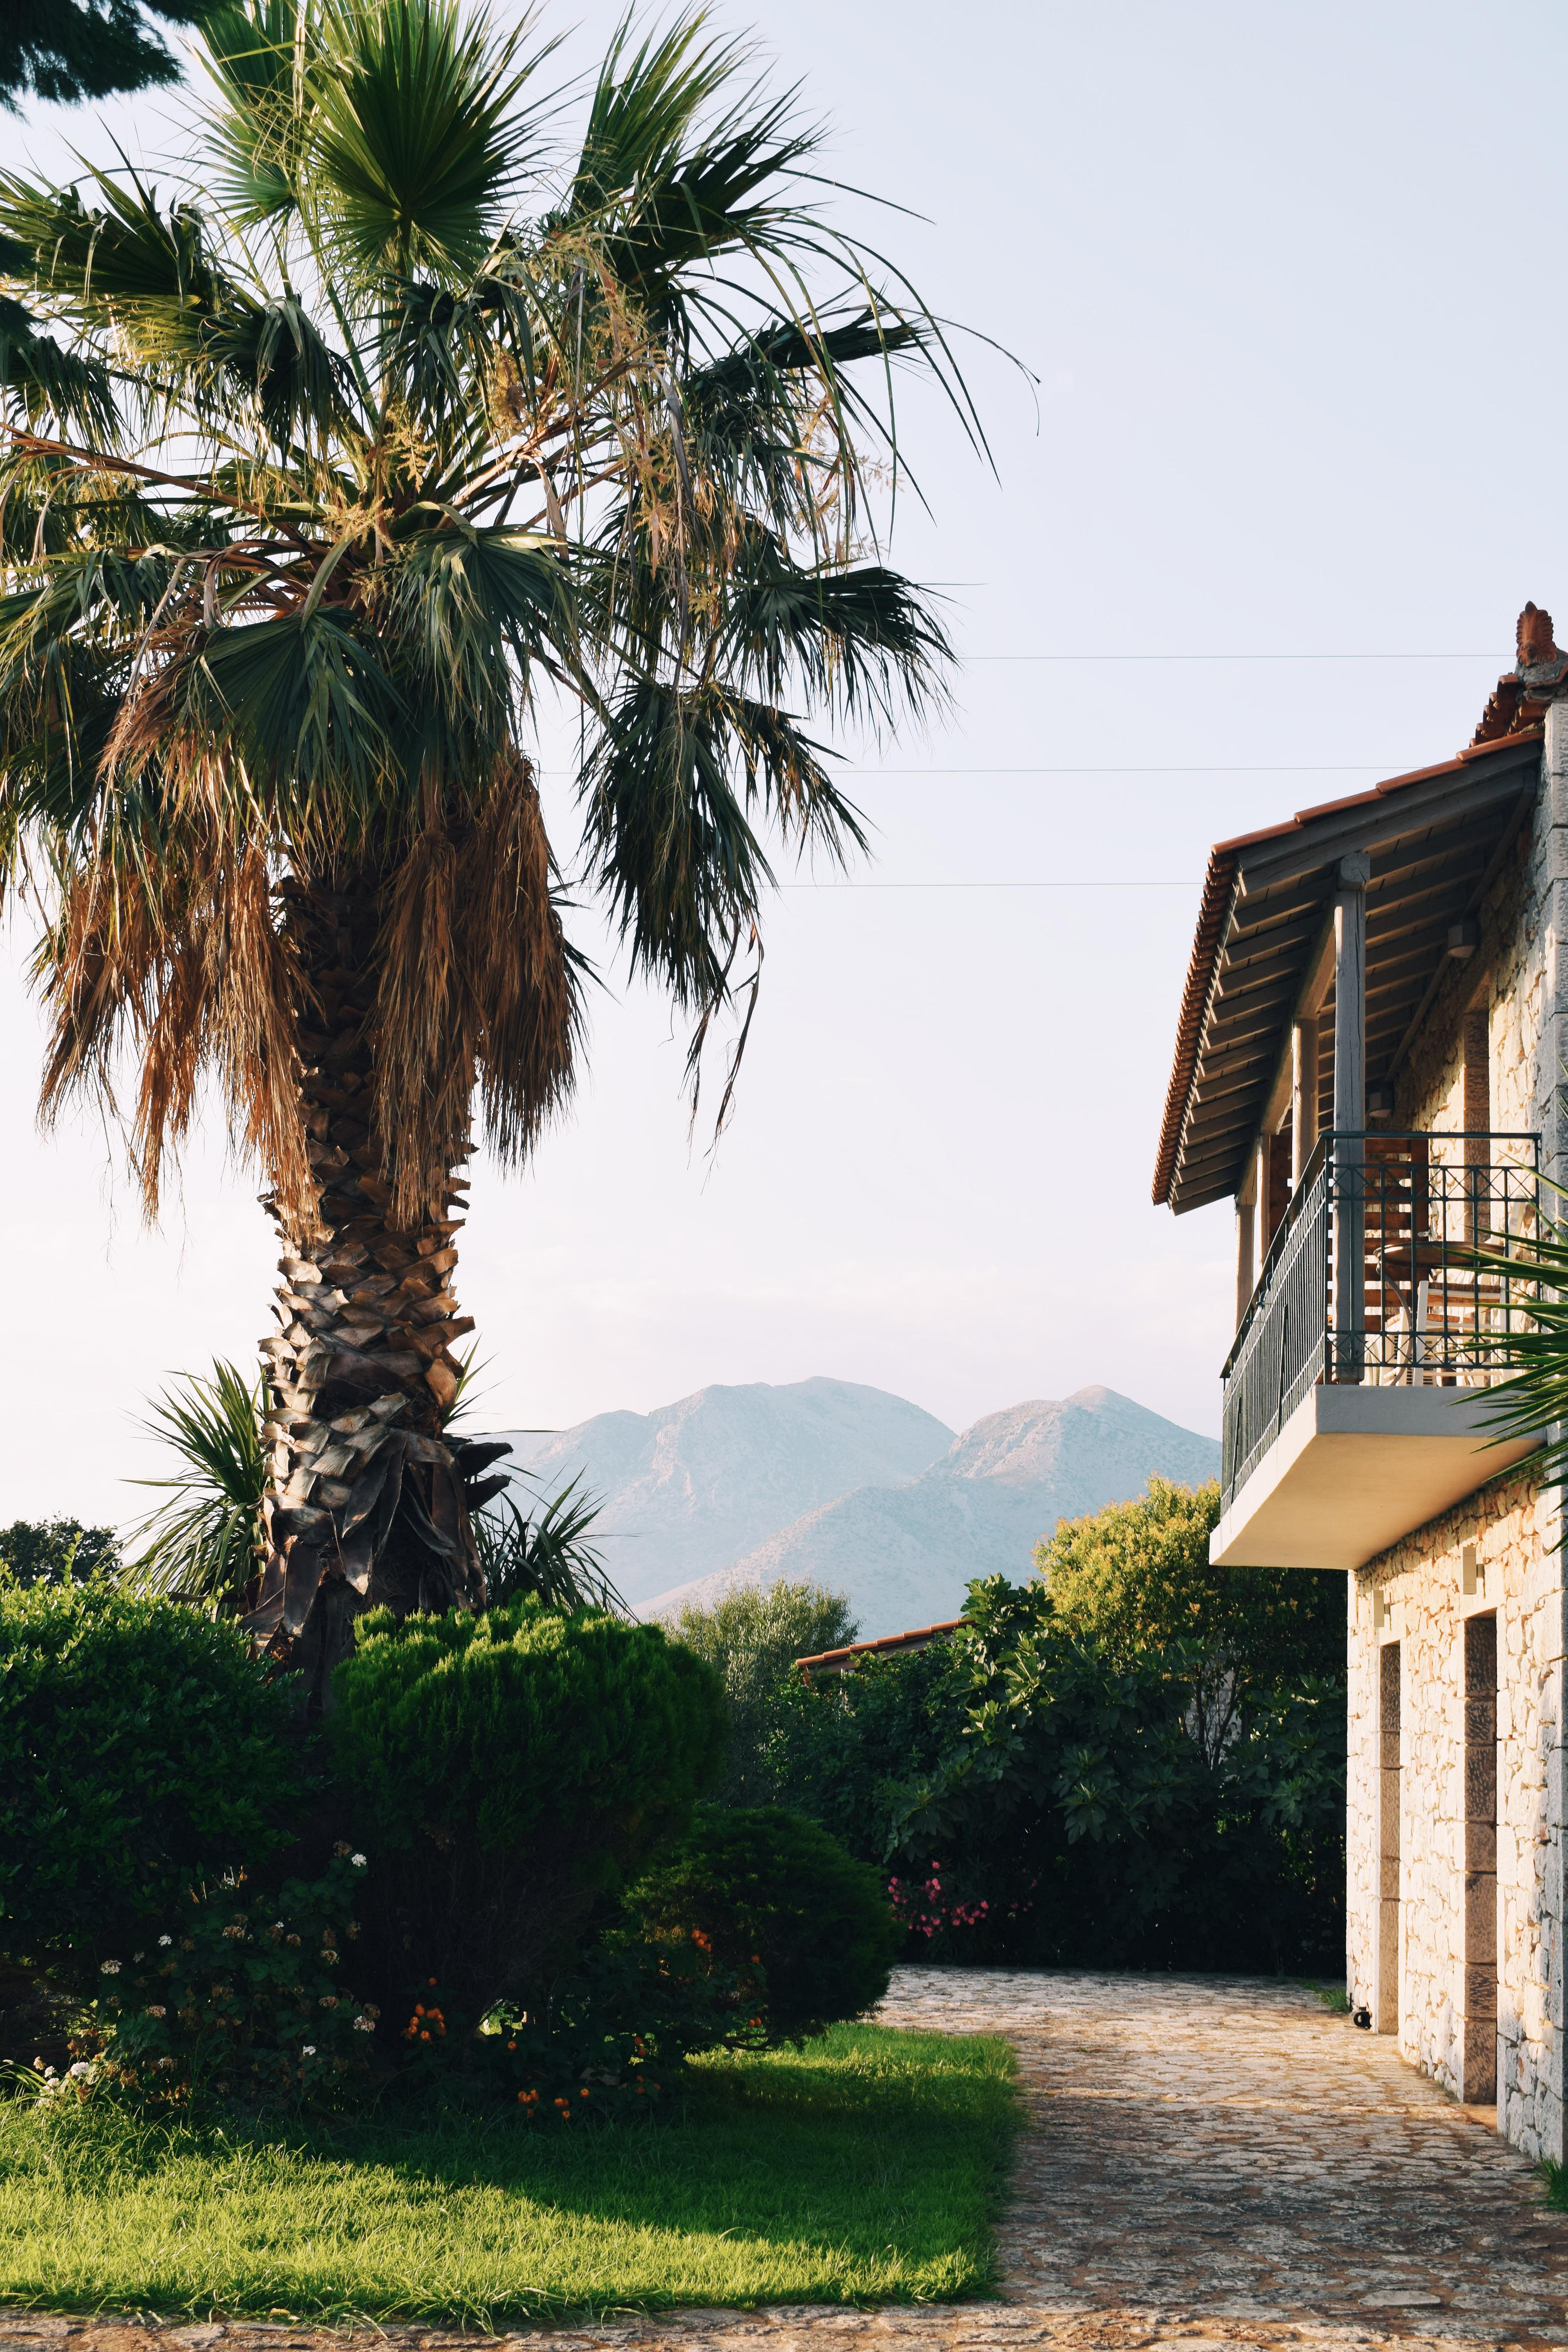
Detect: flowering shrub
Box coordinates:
(81, 1847, 376, 2105)
(622, 1806, 898, 2045)
(887, 1864, 1034, 1940)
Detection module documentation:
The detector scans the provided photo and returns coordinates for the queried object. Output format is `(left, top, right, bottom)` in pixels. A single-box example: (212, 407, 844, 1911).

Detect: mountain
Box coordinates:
(642, 1385, 1220, 1639)
(488, 1377, 955, 1604)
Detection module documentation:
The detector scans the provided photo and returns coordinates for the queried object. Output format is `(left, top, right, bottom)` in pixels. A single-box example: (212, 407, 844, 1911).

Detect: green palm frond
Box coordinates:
(474, 1476, 626, 1615)
(0, 0, 991, 1209)
(127, 1360, 268, 1609)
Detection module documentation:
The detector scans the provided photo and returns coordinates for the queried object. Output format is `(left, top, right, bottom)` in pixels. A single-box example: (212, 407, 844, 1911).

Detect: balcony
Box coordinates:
(1212, 1131, 1542, 1571)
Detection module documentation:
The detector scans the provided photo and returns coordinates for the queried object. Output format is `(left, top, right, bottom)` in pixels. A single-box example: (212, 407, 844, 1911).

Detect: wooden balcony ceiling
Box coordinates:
(1153, 733, 1542, 1214)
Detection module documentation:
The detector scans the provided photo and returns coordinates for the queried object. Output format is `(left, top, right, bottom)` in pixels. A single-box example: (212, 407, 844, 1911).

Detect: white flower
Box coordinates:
(352, 2015, 375, 2033)
(100, 1959, 121, 1975)
(158, 1935, 172, 1947)
(68, 2061, 92, 2080)
(301, 2045, 317, 2057)
(350, 1852, 367, 1868)
(147, 2006, 167, 2019)
(156, 2056, 174, 2071)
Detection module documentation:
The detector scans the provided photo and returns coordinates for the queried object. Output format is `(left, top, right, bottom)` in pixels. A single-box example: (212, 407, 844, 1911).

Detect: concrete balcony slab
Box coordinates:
(1210, 1383, 1540, 1570)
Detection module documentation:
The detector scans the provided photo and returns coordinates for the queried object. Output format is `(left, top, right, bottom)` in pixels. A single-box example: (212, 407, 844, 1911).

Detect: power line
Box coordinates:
(843, 763, 1401, 776)
(961, 651, 1499, 663)
(777, 879, 1197, 891)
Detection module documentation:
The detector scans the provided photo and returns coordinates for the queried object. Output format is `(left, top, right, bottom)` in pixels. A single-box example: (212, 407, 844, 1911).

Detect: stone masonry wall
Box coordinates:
(1348, 1477, 1563, 2157)
(1347, 718, 1568, 2161)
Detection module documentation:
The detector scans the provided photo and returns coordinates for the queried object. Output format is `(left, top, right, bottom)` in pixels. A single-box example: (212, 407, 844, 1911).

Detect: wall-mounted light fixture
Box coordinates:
(1447, 919, 1480, 960)
(1366, 1082, 1396, 1120)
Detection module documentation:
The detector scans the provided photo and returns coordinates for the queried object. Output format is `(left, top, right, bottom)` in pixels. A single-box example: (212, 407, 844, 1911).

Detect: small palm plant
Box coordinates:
(474, 1476, 626, 1615)
(1470, 1207, 1568, 1494)
(129, 1360, 269, 1610)
(0, 0, 977, 1704)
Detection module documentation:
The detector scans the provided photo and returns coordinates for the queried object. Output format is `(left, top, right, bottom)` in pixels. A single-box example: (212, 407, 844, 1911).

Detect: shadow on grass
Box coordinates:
(0, 2024, 1020, 2324)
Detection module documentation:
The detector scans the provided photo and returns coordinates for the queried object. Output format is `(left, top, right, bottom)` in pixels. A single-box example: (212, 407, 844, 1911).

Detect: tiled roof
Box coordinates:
(1152, 606, 1555, 1213)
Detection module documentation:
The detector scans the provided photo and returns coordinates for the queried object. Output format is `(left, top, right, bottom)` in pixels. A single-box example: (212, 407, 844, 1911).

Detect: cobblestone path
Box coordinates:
(880, 1967, 1568, 2345)
(5, 1968, 1568, 2352)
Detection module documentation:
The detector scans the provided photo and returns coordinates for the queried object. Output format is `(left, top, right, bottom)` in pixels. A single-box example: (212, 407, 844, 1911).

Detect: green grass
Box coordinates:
(0, 2025, 1017, 2324)
(1301, 1980, 1351, 2014)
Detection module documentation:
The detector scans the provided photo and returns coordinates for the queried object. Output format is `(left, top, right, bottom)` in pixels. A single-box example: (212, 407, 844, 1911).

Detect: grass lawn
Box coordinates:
(0, 2024, 1017, 2325)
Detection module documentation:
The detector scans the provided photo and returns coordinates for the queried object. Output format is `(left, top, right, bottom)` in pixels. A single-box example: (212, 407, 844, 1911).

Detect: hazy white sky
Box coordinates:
(5, 0, 1566, 1526)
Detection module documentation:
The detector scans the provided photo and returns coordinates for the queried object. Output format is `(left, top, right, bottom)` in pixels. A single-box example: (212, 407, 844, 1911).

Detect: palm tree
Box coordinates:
(0, 0, 976, 1705)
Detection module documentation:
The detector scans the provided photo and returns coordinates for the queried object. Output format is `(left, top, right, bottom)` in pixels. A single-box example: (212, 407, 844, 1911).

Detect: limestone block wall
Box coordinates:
(1347, 1475, 1565, 2158)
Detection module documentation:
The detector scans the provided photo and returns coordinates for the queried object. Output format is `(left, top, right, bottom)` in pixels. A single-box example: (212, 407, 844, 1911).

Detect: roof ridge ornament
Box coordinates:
(1467, 602, 1568, 747)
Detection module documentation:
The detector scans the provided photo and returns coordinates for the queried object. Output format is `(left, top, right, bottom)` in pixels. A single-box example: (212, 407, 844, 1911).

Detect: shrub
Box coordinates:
(669, 1581, 857, 1804)
(0, 1581, 305, 1978)
(623, 1805, 900, 2045)
(329, 1601, 727, 2019)
(81, 1848, 375, 2107)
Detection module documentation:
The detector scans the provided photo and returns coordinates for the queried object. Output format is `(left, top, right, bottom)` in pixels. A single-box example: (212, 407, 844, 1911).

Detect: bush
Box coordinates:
(329, 1601, 727, 2020)
(669, 1582, 857, 1804)
(0, 1581, 305, 1979)
(80, 1848, 375, 2108)
(623, 1806, 900, 2045)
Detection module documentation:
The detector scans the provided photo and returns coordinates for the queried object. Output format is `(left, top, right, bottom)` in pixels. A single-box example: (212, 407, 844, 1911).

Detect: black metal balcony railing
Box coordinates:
(1219, 1130, 1541, 1510)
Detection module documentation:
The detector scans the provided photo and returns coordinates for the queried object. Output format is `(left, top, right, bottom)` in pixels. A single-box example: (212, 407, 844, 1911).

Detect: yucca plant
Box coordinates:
(0, 0, 976, 1705)
(474, 1476, 626, 1615)
(128, 1359, 268, 1609)
(1469, 1206, 1568, 1500)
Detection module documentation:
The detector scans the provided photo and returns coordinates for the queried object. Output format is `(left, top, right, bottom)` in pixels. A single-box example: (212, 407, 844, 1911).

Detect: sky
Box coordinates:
(4, 0, 1566, 1526)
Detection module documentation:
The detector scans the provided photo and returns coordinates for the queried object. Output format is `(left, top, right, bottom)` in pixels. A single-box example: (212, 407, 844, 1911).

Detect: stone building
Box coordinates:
(1153, 604, 1568, 2158)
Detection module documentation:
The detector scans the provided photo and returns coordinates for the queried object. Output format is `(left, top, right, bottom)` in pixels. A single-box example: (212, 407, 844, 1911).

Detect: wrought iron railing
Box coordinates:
(1219, 1130, 1540, 1508)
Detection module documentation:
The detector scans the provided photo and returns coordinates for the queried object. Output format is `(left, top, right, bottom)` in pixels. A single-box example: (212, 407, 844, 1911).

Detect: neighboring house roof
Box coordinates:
(794, 1618, 963, 1680)
(1152, 607, 1556, 1216)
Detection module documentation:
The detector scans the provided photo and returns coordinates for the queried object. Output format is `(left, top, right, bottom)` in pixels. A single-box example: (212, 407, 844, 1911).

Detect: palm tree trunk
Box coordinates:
(240, 872, 494, 1708)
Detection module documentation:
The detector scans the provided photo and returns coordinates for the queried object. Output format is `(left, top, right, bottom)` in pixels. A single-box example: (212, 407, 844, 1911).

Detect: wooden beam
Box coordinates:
(1332, 851, 1368, 1382)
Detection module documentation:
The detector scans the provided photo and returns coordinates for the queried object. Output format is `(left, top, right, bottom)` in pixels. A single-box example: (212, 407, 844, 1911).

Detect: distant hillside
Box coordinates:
(644, 1386, 1220, 1639)
(488, 1377, 955, 1606)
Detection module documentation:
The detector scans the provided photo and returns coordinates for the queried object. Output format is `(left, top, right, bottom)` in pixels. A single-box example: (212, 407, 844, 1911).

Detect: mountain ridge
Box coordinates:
(641, 1385, 1220, 1637)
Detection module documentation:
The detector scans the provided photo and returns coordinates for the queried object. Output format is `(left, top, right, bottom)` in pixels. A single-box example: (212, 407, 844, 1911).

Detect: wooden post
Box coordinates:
(1292, 1017, 1319, 1189)
(1332, 852, 1370, 1380)
(1236, 1156, 1257, 1332)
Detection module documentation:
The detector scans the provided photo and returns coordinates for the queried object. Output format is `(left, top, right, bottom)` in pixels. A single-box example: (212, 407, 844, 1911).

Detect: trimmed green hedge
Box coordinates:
(330, 1602, 727, 2015)
(0, 1580, 301, 1975)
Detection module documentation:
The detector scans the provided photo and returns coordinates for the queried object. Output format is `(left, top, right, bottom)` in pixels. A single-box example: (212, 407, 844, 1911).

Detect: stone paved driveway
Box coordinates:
(6, 1968, 1568, 2352)
(881, 1966, 1568, 2345)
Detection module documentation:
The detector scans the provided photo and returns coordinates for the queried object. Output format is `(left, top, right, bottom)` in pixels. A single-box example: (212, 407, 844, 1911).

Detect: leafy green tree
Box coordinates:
(1038, 1477, 1344, 1763)
(671, 1579, 856, 1801)
(3, 0, 212, 111)
(0, 1518, 121, 1586)
(768, 1637, 961, 1856)
(0, 0, 976, 1708)
(889, 1575, 1345, 1972)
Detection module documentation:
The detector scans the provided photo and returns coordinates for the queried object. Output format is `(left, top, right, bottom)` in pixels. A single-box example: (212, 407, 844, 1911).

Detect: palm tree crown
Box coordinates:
(0, 0, 976, 1697)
